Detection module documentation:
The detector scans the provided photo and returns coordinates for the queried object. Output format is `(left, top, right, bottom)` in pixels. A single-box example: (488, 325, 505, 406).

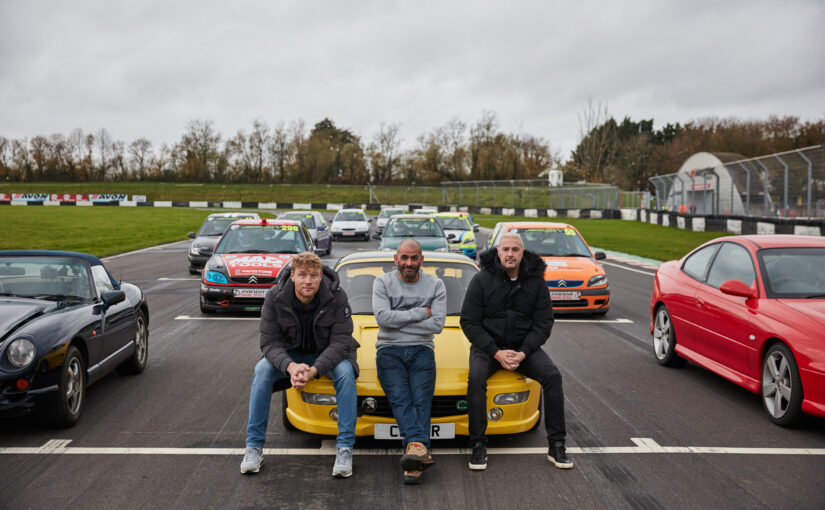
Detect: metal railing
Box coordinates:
(649, 145, 825, 218)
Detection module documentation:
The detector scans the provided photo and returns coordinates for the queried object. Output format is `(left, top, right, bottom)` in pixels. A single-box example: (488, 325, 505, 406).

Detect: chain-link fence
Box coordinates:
(649, 145, 825, 218)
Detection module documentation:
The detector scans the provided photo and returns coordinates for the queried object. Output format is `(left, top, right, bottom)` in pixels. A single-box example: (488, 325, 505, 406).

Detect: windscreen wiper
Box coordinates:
(805, 294, 825, 299)
(33, 294, 87, 302)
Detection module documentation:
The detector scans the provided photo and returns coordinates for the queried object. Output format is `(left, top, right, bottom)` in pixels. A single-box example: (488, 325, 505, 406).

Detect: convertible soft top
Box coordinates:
(0, 250, 119, 288)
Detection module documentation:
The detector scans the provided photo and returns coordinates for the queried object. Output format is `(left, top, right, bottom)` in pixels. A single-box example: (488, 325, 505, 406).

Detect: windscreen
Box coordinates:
(198, 217, 249, 236)
(512, 228, 590, 257)
(335, 211, 366, 222)
(384, 218, 445, 238)
(760, 247, 825, 298)
(0, 257, 93, 300)
(437, 217, 470, 231)
(337, 261, 477, 315)
(379, 209, 404, 218)
(216, 224, 307, 254)
(280, 213, 316, 229)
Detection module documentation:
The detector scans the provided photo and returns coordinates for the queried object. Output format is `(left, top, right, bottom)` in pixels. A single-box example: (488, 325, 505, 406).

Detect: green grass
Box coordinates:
(475, 215, 728, 261)
(0, 207, 274, 258)
(0, 206, 725, 261)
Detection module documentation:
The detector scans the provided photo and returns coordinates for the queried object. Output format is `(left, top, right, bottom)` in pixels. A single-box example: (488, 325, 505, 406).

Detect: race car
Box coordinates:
(199, 218, 321, 313)
(435, 212, 479, 259)
(486, 222, 609, 315)
(281, 251, 541, 439)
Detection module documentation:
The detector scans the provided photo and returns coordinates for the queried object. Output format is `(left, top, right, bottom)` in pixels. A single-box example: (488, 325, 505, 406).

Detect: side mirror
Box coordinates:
(473, 224, 480, 233)
(447, 233, 456, 240)
(317, 225, 327, 231)
(100, 290, 126, 308)
(188, 232, 196, 239)
(314, 248, 326, 256)
(719, 280, 758, 299)
(368, 218, 373, 223)
(594, 251, 606, 260)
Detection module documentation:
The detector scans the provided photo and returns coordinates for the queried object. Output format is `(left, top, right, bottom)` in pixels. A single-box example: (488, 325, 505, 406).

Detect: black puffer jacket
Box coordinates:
(460, 247, 554, 357)
(260, 265, 359, 377)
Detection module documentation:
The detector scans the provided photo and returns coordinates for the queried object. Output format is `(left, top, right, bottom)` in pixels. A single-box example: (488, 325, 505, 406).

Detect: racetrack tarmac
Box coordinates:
(2, 219, 824, 510)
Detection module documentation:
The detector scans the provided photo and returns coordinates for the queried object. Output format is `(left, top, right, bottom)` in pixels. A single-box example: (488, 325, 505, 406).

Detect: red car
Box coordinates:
(199, 218, 320, 313)
(650, 234, 825, 426)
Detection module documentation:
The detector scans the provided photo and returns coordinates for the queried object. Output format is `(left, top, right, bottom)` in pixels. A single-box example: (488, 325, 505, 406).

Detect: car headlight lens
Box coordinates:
(588, 275, 608, 287)
(493, 391, 530, 404)
(301, 392, 337, 405)
(189, 246, 199, 255)
(205, 271, 228, 284)
(8, 338, 36, 368)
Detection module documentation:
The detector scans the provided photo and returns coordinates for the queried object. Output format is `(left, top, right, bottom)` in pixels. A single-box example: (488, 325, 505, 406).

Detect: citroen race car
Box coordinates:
(199, 218, 321, 313)
(435, 212, 478, 259)
(281, 251, 541, 439)
(486, 222, 609, 314)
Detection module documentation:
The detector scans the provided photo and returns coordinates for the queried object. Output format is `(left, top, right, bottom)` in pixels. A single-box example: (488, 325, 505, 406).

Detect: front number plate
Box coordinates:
(233, 288, 267, 298)
(374, 423, 455, 440)
(550, 291, 580, 301)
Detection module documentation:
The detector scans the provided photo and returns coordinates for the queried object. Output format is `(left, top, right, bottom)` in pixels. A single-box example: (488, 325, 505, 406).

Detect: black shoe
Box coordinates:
(547, 441, 574, 469)
(403, 469, 423, 485)
(468, 442, 487, 471)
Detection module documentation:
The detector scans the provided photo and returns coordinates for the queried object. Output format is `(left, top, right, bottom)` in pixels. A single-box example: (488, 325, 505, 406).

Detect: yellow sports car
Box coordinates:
(282, 251, 541, 439)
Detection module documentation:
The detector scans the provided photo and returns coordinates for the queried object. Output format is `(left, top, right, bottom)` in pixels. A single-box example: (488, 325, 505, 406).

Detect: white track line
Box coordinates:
(175, 315, 259, 321)
(3, 438, 823, 456)
(601, 260, 656, 276)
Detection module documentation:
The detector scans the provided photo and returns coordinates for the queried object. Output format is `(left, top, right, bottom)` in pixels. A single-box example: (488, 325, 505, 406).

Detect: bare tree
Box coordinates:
(128, 138, 153, 180)
(574, 97, 616, 181)
(267, 121, 291, 183)
(367, 122, 401, 184)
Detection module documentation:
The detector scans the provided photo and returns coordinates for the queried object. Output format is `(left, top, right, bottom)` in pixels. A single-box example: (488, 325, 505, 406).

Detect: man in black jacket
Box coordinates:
(240, 252, 359, 478)
(460, 233, 573, 470)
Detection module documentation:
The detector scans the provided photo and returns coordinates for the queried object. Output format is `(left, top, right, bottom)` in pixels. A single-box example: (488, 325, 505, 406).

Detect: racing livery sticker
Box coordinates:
(220, 254, 295, 278)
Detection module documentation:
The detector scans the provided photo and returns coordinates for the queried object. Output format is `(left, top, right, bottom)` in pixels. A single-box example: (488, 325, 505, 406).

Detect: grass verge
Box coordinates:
(0, 206, 725, 262)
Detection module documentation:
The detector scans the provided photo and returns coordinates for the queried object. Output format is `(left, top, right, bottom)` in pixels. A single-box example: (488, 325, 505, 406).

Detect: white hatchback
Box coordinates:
(330, 208, 371, 241)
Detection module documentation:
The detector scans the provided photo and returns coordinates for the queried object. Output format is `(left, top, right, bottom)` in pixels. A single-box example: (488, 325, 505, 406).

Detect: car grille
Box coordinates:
(357, 395, 468, 418)
(546, 280, 584, 288)
(230, 276, 276, 284)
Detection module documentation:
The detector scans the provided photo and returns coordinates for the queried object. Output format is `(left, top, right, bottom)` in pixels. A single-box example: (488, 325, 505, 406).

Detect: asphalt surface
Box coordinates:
(2, 217, 824, 510)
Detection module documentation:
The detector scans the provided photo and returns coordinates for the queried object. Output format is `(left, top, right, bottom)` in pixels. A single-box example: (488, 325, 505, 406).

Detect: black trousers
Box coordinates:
(467, 346, 566, 444)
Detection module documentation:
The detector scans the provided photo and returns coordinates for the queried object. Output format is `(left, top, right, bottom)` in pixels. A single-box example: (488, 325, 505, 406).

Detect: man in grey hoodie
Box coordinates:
(372, 239, 447, 485)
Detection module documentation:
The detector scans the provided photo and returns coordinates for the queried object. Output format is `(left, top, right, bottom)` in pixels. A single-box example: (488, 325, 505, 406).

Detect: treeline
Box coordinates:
(567, 105, 825, 190)
(0, 111, 557, 185)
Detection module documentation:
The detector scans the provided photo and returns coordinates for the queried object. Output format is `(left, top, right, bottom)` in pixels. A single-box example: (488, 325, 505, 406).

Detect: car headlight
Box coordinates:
(588, 275, 608, 287)
(434, 247, 449, 252)
(205, 271, 228, 284)
(8, 338, 36, 368)
(493, 391, 530, 404)
(189, 246, 199, 255)
(301, 392, 337, 405)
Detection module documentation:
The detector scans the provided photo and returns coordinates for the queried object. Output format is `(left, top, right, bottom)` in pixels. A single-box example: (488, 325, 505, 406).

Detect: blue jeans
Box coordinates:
(376, 345, 436, 449)
(245, 353, 357, 449)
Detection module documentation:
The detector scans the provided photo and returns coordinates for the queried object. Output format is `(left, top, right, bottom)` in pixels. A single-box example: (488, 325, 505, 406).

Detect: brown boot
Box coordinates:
(403, 469, 423, 485)
(400, 441, 434, 471)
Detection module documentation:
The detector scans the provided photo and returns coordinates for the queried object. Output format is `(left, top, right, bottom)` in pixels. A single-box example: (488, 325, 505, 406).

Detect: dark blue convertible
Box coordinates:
(0, 251, 149, 427)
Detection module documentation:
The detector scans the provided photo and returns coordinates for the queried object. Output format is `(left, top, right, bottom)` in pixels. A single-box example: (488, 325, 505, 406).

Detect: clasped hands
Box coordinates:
(287, 362, 318, 389)
(494, 349, 526, 371)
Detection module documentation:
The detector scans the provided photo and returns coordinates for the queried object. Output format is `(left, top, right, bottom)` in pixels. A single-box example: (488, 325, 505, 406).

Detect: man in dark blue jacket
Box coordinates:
(240, 252, 359, 478)
(460, 233, 573, 471)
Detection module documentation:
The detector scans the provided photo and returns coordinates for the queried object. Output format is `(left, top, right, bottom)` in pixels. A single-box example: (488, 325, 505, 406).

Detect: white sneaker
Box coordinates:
(240, 446, 263, 474)
(332, 447, 353, 478)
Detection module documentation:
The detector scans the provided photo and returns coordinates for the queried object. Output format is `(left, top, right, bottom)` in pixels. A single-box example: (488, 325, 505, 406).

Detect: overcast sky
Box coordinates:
(1, 0, 823, 159)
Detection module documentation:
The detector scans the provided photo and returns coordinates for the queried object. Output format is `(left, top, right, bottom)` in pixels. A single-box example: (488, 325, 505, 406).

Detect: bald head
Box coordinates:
(397, 238, 422, 254)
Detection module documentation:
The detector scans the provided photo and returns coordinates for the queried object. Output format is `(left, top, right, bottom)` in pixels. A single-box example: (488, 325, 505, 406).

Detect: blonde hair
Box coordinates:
(291, 252, 323, 273)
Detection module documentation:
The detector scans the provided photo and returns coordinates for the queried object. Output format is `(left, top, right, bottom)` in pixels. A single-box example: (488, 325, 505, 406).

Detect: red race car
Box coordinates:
(650, 234, 825, 426)
(199, 218, 321, 313)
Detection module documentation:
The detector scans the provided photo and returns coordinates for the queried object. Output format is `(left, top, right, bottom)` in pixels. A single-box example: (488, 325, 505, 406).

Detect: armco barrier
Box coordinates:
(1, 199, 821, 236)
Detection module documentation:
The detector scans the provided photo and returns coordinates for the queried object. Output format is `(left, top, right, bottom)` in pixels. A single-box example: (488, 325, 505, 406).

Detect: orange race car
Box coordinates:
(484, 222, 609, 315)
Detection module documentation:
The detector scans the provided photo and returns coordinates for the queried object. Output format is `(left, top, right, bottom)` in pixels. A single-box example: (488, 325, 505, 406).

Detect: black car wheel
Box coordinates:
(762, 343, 804, 427)
(652, 305, 686, 367)
(118, 310, 149, 375)
(189, 268, 200, 275)
(44, 345, 86, 428)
